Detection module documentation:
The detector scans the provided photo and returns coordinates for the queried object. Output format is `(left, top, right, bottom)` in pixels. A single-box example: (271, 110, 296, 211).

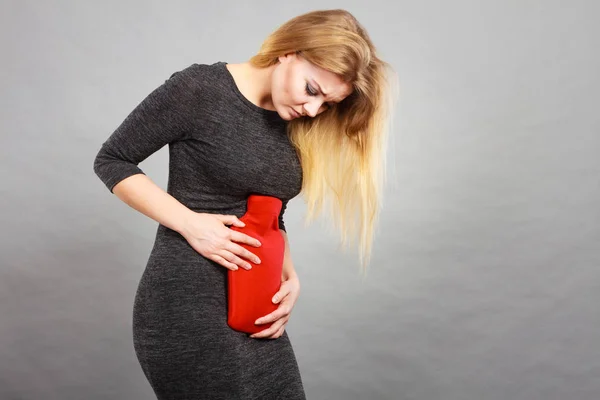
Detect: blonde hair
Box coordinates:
(249, 9, 398, 274)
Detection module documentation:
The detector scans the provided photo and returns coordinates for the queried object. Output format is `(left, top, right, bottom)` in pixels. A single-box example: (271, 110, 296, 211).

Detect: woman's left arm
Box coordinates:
(250, 229, 301, 338)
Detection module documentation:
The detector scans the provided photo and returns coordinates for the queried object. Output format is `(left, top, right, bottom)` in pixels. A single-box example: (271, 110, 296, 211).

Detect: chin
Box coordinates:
(287, 106, 302, 120)
(276, 108, 293, 121)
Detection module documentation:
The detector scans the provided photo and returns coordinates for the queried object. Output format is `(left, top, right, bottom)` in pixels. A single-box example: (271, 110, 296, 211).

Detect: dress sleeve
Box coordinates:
(93, 68, 196, 193)
(278, 199, 288, 232)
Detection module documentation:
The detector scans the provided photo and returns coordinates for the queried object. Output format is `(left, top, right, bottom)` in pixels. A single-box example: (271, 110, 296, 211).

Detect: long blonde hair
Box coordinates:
(249, 9, 398, 274)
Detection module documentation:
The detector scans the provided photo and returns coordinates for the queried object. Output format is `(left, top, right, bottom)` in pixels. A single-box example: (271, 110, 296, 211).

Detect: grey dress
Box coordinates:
(93, 61, 305, 399)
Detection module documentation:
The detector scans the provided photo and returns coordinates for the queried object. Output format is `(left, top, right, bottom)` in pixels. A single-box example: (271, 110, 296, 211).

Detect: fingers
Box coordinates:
(219, 215, 261, 248)
(250, 296, 293, 339)
(217, 214, 246, 228)
(229, 230, 261, 248)
(214, 248, 253, 271)
(194, 214, 262, 272)
(208, 253, 240, 271)
(271, 285, 291, 304)
(224, 242, 261, 266)
(250, 318, 288, 339)
(254, 305, 291, 326)
(273, 325, 286, 339)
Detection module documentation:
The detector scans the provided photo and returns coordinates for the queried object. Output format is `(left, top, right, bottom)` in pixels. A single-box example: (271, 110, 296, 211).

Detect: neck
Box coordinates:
(239, 62, 277, 111)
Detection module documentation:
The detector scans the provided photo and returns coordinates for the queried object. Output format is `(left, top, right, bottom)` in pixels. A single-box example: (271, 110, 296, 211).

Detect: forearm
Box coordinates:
(112, 173, 193, 234)
(280, 229, 298, 280)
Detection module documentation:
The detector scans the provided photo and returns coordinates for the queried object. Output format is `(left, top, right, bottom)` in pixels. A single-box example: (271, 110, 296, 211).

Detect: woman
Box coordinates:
(93, 8, 395, 400)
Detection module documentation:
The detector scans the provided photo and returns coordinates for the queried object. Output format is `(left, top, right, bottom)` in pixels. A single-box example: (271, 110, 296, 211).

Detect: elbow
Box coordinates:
(92, 146, 105, 181)
(93, 147, 114, 193)
(92, 149, 103, 178)
(92, 145, 144, 194)
(93, 146, 114, 184)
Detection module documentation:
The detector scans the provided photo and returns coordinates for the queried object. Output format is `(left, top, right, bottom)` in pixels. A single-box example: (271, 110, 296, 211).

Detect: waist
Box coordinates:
(185, 195, 282, 218)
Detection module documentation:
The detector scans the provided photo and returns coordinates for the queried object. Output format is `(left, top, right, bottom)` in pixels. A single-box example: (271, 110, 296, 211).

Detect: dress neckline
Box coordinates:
(217, 61, 284, 121)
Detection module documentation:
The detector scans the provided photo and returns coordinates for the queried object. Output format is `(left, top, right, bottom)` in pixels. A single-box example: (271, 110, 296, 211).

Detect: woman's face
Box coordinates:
(271, 52, 353, 120)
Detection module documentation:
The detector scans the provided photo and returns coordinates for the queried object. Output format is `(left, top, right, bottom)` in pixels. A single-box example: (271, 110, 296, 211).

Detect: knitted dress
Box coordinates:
(93, 61, 305, 399)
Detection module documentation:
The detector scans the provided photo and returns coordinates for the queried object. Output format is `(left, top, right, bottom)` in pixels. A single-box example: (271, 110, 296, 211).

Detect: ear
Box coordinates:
(278, 52, 296, 64)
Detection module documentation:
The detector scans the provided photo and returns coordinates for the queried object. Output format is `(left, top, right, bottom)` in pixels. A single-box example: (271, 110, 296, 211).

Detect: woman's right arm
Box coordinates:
(93, 67, 260, 270)
(111, 173, 194, 235)
(110, 174, 260, 271)
(93, 67, 198, 233)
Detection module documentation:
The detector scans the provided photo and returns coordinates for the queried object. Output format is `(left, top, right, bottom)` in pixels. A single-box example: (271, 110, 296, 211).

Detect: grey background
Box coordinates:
(1, 1, 599, 399)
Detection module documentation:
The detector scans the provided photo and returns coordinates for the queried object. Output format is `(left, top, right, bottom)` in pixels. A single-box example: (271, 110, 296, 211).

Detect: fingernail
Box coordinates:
(272, 296, 278, 303)
(255, 258, 261, 264)
(246, 264, 252, 270)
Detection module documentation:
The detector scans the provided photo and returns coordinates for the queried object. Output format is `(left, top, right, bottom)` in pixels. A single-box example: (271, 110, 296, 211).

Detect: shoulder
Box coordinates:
(147, 63, 217, 103)
(156, 62, 239, 120)
(163, 61, 234, 103)
(167, 61, 226, 89)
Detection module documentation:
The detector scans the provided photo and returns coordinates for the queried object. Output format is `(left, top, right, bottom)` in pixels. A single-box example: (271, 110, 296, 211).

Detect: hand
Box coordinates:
(250, 274, 301, 339)
(179, 212, 262, 271)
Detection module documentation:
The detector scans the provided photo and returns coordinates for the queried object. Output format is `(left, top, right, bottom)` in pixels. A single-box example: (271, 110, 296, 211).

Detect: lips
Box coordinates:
(290, 108, 301, 118)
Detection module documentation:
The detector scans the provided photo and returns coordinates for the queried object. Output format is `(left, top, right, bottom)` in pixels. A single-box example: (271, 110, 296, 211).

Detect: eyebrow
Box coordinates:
(313, 78, 329, 97)
(312, 79, 329, 97)
(311, 79, 336, 107)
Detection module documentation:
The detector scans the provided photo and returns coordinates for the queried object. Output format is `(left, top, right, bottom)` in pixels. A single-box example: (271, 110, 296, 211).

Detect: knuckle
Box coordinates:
(205, 241, 217, 252)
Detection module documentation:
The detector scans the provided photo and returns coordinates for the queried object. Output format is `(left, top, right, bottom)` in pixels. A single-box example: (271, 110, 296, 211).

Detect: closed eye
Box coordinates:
(306, 83, 334, 110)
(305, 83, 318, 96)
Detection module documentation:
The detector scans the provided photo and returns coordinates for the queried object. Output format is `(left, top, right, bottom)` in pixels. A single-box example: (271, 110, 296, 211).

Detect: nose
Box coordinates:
(303, 99, 324, 117)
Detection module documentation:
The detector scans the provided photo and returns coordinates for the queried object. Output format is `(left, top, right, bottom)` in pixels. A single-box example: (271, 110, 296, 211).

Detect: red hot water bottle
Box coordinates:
(227, 194, 285, 334)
